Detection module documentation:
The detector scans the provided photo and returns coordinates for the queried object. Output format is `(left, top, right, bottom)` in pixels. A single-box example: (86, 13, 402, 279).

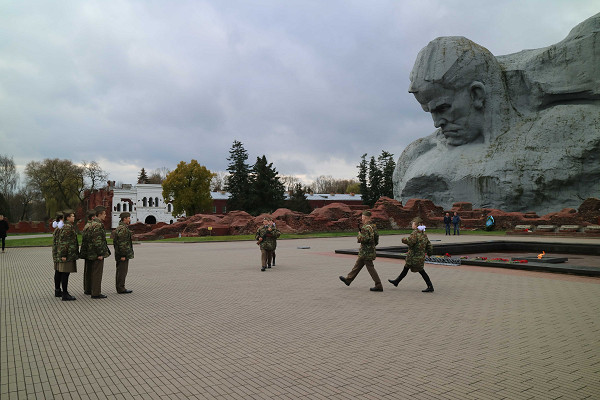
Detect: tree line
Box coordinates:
(0, 147, 396, 222)
(0, 155, 109, 222)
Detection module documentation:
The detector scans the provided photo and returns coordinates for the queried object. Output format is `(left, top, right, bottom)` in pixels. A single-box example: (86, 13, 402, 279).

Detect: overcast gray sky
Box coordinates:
(1, 0, 598, 185)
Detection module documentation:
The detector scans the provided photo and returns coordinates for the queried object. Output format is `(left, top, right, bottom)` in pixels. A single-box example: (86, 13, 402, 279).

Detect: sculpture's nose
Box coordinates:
(432, 113, 446, 128)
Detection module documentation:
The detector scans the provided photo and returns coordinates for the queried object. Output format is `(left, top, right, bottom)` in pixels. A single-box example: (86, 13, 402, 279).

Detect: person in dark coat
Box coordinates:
(388, 218, 434, 292)
(443, 212, 452, 236)
(452, 212, 461, 235)
(52, 212, 64, 297)
(0, 214, 9, 253)
(57, 210, 79, 301)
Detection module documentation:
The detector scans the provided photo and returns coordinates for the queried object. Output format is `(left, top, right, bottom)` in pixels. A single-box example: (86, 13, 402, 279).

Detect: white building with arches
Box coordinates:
(111, 184, 182, 229)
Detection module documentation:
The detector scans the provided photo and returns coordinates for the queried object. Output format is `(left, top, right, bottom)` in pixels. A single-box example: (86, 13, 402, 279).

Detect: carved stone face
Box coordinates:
(413, 82, 485, 146)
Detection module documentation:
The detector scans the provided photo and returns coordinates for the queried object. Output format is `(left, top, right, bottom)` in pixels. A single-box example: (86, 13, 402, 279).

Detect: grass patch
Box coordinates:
(5, 235, 114, 248)
(4, 228, 506, 247)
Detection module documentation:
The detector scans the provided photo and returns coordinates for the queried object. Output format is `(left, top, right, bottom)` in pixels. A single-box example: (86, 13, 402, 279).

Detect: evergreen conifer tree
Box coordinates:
(225, 140, 251, 211)
(378, 151, 396, 198)
(137, 168, 149, 184)
(248, 155, 285, 215)
(367, 156, 382, 207)
(287, 183, 312, 214)
(357, 154, 369, 206)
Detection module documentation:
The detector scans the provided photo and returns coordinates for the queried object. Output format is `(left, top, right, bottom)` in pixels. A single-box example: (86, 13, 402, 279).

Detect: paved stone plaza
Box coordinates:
(1, 234, 599, 399)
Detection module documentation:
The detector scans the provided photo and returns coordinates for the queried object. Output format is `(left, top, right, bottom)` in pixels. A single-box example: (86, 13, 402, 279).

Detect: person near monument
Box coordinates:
(57, 210, 79, 301)
(339, 210, 383, 292)
(443, 212, 451, 236)
(255, 216, 280, 271)
(87, 206, 111, 299)
(112, 212, 134, 294)
(452, 212, 461, 235)
(52, 212, 64, 297)
(0, 214, 9, 253)
(79, 209, 96, 295)
(388, 218, 434, 293)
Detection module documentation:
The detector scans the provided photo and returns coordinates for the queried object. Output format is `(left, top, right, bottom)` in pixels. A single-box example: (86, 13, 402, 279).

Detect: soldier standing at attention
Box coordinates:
(57, 210, 79, 301)
(52, 212, 64, 297)
(112, 212, 134, 294)
(255, 216, 280, 271)
(339, 210, 383, 292)
(79, 210, 96, 295)
(88, 206, 111, 299)
(388, 218, 435, 292)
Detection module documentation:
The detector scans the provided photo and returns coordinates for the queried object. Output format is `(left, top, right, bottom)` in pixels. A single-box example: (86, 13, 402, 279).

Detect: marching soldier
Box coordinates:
(339, 210, 383, 291)
(79, 209, 96, 295)
(57, 210, 79, 301)
(388, 217, 435, 292)
(112, 212, 134, 294)
(255, 216, 280, 271)
(52, 212, 64, 297)
(86, 206, 111, 299)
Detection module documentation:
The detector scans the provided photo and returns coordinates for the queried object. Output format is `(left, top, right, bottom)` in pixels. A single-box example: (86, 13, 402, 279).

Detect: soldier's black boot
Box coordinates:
(62, 292, 76, 301)
(261, 266, 266, 271)
(54, 271, 62, 297)
(339, 276, 350, 286)
(422, 286, 434, 293)
(388, 276, 402, 287)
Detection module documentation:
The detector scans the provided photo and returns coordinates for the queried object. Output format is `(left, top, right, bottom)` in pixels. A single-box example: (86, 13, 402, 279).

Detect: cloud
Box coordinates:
(0, 1, 597, 186)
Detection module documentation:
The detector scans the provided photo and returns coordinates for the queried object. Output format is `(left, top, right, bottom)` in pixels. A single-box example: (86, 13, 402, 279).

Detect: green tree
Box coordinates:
(137, 168, 149, 184)
(248, 155, 285, 215)
(367, 156, 382, 207)
(287, 183, 312, 214)
(378, 151, 395, 198)
(25, 159, 86, 218)
(357, 153, 369, 205)
(225, 140, 251, 211)
(162, 160, 214, 216)
(346, 182, 361, 194)
(0, 155, 18, 220)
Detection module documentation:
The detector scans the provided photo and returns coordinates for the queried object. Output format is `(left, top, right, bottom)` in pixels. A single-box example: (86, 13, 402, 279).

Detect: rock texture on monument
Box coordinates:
(393, 13, 600, 215)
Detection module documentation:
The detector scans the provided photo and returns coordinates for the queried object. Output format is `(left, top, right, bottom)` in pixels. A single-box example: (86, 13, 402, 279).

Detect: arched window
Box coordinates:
(155, 197, 159, 206)
(116, 203, 121, 212)
(123, 203, 128, 212)
(142, 197, 147, 207)
(149, 197, 153, 207)
(168, 204, 172, 212)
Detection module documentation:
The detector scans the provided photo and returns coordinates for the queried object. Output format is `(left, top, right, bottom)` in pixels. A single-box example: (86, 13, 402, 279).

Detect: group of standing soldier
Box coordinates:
(51, 206, 134, 301)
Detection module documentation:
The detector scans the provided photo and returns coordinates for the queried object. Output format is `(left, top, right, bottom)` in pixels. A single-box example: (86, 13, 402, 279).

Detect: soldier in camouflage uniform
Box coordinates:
(86, 206, 111, 299)
(112, 212, 134, 294)
(57, 210, 79, 301)
(52, 212, 64, 297)
(388, 217, 434, 292)
(339, 210, 383, 291)
(255, 216, 280, 271)
(79, 209, 96, 295)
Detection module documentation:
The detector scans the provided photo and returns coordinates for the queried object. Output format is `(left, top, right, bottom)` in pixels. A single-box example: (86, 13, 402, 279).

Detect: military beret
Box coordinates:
(87, 209, 97, 219)
(63, 209, 75, 217)
(55, 211, 64, 219)
(412, 217, 423, 224)
(362, 210, 372, 217)
(119, 212, 131, 220)
(94, 206, 106, 215)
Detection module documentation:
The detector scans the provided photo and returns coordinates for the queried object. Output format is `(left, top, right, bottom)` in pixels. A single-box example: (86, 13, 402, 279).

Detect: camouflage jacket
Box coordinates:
(357, 223, 377, 260)
(255, 225, 280, 251)
(57, 221, 80, 262)
(112, 221, 134, 260)
(79, 220, 93, 259)
(83, 217, 111, 260)
(52, 227, 62, 263)
(402, 229, 433, 272)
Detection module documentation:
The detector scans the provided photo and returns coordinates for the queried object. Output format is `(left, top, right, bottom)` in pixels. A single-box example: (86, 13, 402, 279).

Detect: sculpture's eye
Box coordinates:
(436, 104, 451, 113)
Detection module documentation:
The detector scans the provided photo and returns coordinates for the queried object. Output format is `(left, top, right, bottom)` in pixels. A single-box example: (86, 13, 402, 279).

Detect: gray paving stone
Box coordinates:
(1, 235, 599, 399)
